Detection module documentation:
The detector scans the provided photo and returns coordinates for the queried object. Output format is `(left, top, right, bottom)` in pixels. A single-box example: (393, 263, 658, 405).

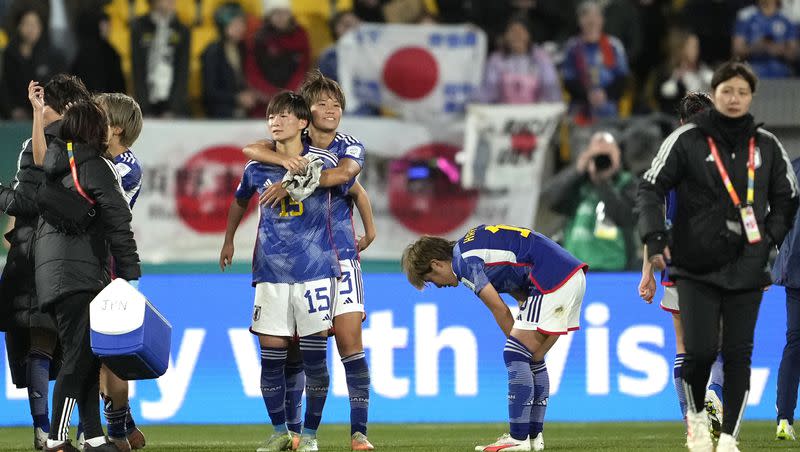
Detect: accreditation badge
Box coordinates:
(740, 206, 762, 244)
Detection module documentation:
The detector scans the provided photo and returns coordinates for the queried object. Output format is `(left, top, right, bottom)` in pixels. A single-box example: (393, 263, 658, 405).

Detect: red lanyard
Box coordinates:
(706, 136, 755, 208)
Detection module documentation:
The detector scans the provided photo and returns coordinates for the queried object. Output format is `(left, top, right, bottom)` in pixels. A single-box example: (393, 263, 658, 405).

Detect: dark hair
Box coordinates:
(44, 74, 91, 115)
(214, 2, 244, 35)
(299, 69, 346, 110)
(329, 10, 354, 40)
(10, 6, 45, 41)
(266, 91, 311, 124)
(711, 60, 758, 94)
(501, 14, 532, 55)
(677, 92, 713, 122)
(60, 101, 109, 155)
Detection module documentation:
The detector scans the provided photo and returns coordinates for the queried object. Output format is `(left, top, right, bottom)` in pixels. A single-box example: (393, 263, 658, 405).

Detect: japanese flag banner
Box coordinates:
(337, 23, 487, 121)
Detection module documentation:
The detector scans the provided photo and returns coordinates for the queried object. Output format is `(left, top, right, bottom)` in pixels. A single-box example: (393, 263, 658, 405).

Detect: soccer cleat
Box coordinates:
(290, 431, 301, 450)
(256, 432, 292, 452)
(704, 390, 723, 438)
(685, 410, 714, 452)
(44, 441, 81, 452)
(296, 436, 318, 452)
(776, 419, 796, 440)
(127, 428, 146, 450)
(77, 431, 85, 451)
(34, 427, 48, 450)
(108, 435, 131, 452)
(477, 433, 530, 452)
(351, 432, 374, 451)
(716, 433, 741, 452)
(84, 443, 123, 452)
(532, 432, 544, 451)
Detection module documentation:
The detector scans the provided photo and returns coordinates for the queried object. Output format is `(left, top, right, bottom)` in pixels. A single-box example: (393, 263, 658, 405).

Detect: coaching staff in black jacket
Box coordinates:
(638, 61, 799, 450)
(31, 99, 140, 452)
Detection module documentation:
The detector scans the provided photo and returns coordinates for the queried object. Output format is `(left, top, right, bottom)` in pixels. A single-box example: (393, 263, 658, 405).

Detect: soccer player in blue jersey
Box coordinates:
(403, 224, 587, 452)
(638, 92, 725, 437)
(243, 70, 376, 451)
(220, 91, 340, 452)
(95, 92, 146, 452)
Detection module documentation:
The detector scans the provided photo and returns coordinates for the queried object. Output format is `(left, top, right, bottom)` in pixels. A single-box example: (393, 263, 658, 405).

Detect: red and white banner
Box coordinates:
(129, 116, 548, 263)
(337, 23, 486, 120)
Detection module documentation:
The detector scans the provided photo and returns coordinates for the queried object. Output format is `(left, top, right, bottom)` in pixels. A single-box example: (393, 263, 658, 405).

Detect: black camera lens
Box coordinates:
(593, 154, 612, 171)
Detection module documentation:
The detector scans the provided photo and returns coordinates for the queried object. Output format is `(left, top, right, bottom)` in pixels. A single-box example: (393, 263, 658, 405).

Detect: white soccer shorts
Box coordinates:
(514, 270, 586, 335)
(660, 286, 679, 314)
(251, 277, 336, 337)
(332, 259, 365, 318)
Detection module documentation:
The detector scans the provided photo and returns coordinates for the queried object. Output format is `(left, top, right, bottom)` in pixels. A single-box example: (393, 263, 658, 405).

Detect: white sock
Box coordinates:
(46, 439, 65, 448)
(85, 436, 107, 447)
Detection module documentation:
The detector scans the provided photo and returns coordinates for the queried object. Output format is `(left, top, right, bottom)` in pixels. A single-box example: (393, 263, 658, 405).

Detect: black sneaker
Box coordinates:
(44, 440, 81, 452)
(84, 442, 121, 452)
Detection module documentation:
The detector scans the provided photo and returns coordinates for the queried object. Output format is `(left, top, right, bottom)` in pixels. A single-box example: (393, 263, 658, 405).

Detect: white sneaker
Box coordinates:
(296, 436, 318, 452)
(33, 427, 48, 450)
(704, 389, 723, 438)
(476, 433, 531, 452)
(532, 432, 544, 451)
(776, 419, 796, 440)
(685, 410, 714, 452)
(716, 433, 741, 452)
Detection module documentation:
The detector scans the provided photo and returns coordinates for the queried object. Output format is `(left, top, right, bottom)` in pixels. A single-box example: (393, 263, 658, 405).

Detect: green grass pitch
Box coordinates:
(0, 422, 796, 451)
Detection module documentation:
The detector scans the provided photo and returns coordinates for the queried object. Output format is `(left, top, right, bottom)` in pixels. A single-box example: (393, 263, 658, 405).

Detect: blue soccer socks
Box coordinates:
(342, 351, 370, 436)
(530, 360, 549, 437)
(284, 360, 305, 434)
(504, 336, 534, 442)
(674, 353, 688, 418)
(27, 352, 50, 432)
(261, 347, 288, 429)
(300, 336, 330, 433)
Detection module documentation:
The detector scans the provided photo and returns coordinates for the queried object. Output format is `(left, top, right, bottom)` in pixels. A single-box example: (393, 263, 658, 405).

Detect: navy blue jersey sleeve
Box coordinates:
(453, 250, 490, 295)
(235, 162, 257, 200)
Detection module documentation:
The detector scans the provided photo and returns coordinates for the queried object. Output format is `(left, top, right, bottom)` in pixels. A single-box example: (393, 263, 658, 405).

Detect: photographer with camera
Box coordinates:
(542, 130, 637, 271)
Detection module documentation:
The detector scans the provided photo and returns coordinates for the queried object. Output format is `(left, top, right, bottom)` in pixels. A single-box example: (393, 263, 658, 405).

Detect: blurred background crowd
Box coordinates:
(2, 0, 800, 272)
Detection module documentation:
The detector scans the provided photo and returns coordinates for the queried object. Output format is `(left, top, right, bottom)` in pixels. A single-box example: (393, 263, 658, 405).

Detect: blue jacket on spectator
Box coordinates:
(773, 158, 800, 288)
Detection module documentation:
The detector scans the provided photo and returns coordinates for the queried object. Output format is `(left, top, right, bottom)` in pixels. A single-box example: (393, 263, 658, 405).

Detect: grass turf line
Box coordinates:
(0, 422, 796, 451)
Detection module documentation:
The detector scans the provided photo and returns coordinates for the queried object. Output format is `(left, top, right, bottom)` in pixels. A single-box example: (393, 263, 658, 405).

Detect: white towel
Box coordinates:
(281, 155, 323, 202)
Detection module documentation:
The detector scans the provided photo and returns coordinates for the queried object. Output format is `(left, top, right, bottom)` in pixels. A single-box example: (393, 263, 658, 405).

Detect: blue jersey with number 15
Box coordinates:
(235, 144, 341, 285)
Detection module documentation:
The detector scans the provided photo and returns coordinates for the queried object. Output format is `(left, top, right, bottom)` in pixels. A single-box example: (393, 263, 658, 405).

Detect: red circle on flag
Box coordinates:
(176, 145, 255, 233)
(382, 47, 439, 100)
(388, 143, 479, 235)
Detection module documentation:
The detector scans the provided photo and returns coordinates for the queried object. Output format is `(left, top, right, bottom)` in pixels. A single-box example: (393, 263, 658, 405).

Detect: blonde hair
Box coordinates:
(95, 93, 143, 148)
(401, 236, 455, 290)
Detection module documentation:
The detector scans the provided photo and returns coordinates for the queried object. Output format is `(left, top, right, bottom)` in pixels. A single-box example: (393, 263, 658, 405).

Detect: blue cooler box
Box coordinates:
(90, 279, 172, 380)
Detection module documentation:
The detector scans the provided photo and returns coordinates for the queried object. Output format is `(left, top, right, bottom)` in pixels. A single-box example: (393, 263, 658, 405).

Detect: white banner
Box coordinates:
(130, 117, 547, 262)
(337, 23, 486, 120)
(461, 103, 565, 190)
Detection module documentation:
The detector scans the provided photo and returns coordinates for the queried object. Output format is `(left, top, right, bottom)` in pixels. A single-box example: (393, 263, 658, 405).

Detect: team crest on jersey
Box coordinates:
(345, 145, 362, 158)
(253, 306, 261, 321)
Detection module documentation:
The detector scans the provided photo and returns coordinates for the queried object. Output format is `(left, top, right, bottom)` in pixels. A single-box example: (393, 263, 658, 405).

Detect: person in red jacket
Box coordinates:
(244, 0, 310, 117)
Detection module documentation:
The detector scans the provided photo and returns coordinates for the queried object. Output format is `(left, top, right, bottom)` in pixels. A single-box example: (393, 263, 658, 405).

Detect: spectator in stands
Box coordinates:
(244, 0, 310, 116)
(317, 10, 360, 82)
(2, 5, 64, 120)
(542, 131, 637, 271)
(350, 0, 387, 23)
(733, 0, 798, 79)
(202, 2, 264, 118)
(561, 1, 629, 124)
(602, 0, 643, 82)
(469, 0, 579, 50)
(477, 15, 561, 104)
(71, 10, 125, 95)
(652, 29, 713, 115)
(681, 0, 752, 66)
(130, 0, 190, 117)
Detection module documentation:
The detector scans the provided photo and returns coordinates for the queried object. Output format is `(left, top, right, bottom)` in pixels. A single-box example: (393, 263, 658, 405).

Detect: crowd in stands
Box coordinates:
(1, 0, 799, 121)
(1, 0, 799, 272)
